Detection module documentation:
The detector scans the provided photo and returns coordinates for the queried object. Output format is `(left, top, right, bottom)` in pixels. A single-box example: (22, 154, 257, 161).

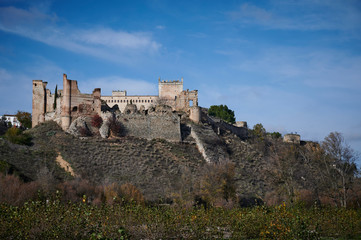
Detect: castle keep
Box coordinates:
(32, 74, 200, 141)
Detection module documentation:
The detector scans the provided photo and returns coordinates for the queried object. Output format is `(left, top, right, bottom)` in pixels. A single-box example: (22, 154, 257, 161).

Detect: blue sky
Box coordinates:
(1, 0, 361, 163)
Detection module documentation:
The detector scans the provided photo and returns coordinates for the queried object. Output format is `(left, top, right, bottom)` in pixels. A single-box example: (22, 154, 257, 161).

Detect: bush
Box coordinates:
(120, 183, 145, 205)
(109, 118, 126, 137)
(4, 127, 32, 145)
(58, 179, 102, 204)
(103, 182, 144, 205)
(78, 126, 92, 137)
(198, 161, 236, 206)
(0, 173, 39, 206)
(91, 114, 103, 128)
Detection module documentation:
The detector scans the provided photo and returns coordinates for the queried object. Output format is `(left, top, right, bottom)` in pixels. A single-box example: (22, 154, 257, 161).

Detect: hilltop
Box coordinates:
(2, 112, 342, 206)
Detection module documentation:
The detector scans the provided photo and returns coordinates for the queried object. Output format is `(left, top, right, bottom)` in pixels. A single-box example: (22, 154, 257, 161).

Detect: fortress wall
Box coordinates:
(118, 113, 181, 142)
(206, 115, 248, 140)
(102, 96, 158, 112)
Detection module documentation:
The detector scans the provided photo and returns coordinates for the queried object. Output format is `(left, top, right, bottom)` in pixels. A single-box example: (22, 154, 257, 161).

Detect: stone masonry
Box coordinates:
(32, 74, 200, 134)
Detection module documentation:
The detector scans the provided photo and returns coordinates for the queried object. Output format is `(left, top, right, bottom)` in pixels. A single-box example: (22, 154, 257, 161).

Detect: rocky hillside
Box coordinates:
(1, 117, 327, 204)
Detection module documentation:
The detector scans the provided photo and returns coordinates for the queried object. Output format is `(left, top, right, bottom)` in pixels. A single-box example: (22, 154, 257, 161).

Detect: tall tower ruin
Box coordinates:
(32, 80, 48, 127)
(61, 73, 71, 130)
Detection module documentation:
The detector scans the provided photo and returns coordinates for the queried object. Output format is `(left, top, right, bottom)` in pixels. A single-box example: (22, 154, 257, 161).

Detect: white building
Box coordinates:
(1, 114, 21, 127)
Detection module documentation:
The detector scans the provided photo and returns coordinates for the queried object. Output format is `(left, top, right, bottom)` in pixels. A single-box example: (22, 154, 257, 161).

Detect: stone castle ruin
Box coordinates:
(32, 73, 252, 162)
(32, 73, 306, 162)
(32, 74, 201, 142)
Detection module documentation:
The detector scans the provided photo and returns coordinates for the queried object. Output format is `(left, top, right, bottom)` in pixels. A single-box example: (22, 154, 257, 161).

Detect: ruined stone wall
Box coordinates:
(116, 113, 181, 142)
(32, 74, 101, 129)
(283, 134, 301, 144)
(206, 114, 248, 140)
(175, 89, 198, 111)
(60, 74, 102, 130)
(101, 95, 158, 112)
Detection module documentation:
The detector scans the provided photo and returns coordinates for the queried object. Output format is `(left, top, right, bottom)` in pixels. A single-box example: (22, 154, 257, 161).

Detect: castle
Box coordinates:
(32, 74, 200, 139)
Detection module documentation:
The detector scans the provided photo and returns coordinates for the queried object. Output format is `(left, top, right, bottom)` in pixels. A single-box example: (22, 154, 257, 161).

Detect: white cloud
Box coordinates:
(73, 28, 160, 51)
(0, 6, 161, 63)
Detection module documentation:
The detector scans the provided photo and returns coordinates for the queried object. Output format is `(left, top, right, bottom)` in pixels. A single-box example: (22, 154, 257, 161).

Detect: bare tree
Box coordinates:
(321, 132, 358, 207)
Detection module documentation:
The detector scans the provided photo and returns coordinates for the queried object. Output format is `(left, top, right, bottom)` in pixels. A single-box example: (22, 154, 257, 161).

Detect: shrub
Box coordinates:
(0, 173, 39, 206)
(109, 118, 126, 137)
(103, 182, 144, 205)
(198, 161, 236, 206)
(91, 114, 103, 128)
(120, 183, 145, 205)
(103, 182, 122, 205)
(4, 127, 32, 145)
(78, 126, 92, 137)
(58, 179, 102, 204)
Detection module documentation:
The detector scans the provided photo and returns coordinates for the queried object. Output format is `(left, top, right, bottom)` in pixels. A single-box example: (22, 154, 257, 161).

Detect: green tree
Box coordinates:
(269, 132, 282, 139)
(15, 111, 32, 129)
(4, 127, 32, 145)
(208, 105, 235, 124)
(252, 123, 266, 139)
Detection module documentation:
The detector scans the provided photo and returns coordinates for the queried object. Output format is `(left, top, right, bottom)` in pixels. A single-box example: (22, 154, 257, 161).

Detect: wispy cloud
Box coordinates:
(73, 28, 160, 51)
(236, 47, 361, 90)
(229, 1, 361, 33)
(156, 25, 165, 30)
(0, 68, 32, 113)
(0, 6, 161, 63)
(84, 76, 158, 96)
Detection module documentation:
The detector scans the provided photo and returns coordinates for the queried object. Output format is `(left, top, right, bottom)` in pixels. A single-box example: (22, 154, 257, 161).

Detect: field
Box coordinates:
(1, 198, 360, 239)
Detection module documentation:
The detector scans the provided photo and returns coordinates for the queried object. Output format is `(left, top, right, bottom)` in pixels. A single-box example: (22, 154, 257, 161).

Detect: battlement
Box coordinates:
(158, 77, 183, 84)
(112, 90, 127, 97)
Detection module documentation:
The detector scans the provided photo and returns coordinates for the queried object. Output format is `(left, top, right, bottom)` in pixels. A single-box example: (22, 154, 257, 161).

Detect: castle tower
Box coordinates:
(32, 80, 48, 127)
(189, 106, 201, 123)
(158, 78, 183, 100)
(61, 73, 71, 130)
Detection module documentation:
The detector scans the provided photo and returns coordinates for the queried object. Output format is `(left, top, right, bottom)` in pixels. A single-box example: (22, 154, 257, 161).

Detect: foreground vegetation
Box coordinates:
(1, 197, 360, 239)
(1, 172, 360, 239)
